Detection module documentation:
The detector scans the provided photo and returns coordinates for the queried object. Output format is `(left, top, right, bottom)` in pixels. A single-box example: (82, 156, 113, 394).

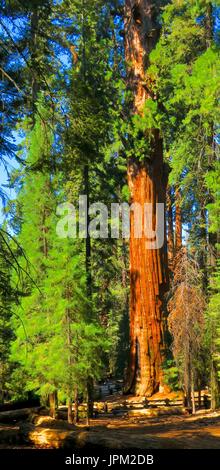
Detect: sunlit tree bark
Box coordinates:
(124, 0, 169, 396)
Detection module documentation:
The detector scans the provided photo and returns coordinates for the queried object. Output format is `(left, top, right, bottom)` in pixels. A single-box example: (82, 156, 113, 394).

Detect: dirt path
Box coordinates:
(83, 411, 220, 449)
(0, 410, 220, 449)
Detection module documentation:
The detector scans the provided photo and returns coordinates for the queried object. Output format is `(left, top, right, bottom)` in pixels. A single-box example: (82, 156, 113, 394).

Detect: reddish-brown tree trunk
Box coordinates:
(124, 0, 169, 396)
(49, 392, 57, 419)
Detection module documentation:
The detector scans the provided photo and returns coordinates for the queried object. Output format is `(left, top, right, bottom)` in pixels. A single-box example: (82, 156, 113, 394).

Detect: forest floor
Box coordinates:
(0, 392, 219, 449)
(85, 410, 220, 449)
(0, 409, 220, 449)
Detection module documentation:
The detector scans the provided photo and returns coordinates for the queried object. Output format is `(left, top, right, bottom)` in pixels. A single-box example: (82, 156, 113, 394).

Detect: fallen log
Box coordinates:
(0, 398, 40, 413)
(0, 407, 42, 424)
(128, 406, 185, 418)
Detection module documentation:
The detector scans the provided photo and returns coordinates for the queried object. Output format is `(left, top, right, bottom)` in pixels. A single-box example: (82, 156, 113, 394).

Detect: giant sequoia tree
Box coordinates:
(124, 0, 169, 396)
(0, 0, 219, 416)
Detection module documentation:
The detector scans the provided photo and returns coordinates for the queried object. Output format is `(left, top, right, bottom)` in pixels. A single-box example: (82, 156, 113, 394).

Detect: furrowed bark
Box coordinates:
(124, 0, 169, 396)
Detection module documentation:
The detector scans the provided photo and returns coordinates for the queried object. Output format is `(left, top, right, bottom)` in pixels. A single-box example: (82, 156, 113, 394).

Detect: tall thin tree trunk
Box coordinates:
(185, 361, 192, 410)
(66, 303, 74, 425)
(199, 205, 208, 291)
(30, 6, 39, 125)
(206, 3, 213, 48)
(83, 163, 94, 416)
(49, 392, 57, 419)
(191, 371, 196, 415)
(167, 186, 174, 270)
(82, 0, 94, 412)
(86, 379, 94, 426)
(198, 387, 201, 409)
(68, 396, 73, 424)
(84, 164, 92, 300)
(175, 188, 182, 253)
(124, 0, 169, 396)
(211, 359, 216, 411)
(74, 387, 79, 425)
